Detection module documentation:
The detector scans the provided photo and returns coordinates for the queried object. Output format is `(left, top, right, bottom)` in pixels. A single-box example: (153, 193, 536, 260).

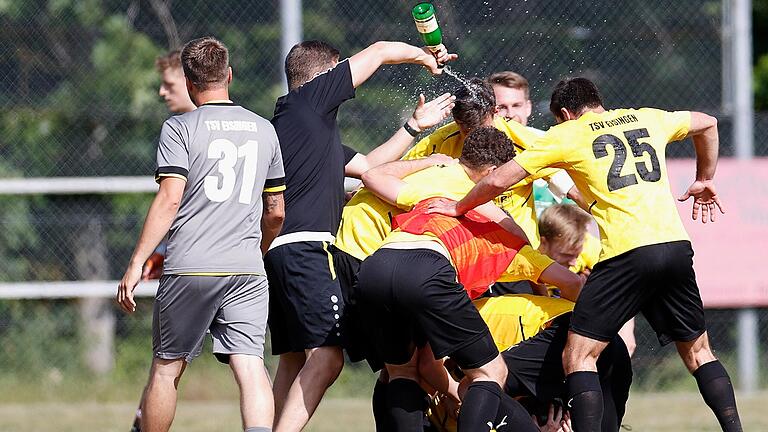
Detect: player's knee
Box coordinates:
(464, 354, 507, 386)
(307, 346, 344, 378)
(676, 333, 717, 373)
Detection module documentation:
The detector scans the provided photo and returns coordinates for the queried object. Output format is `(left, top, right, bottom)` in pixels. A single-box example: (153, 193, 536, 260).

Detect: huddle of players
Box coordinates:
(121, 33, 742, 432)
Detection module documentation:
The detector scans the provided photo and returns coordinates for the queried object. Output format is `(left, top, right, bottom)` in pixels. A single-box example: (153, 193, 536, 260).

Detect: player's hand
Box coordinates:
(117, 263, 142, 313)
(678, 179, 725, 224)
(426, 197, 463, 217)
(410, 93, 456, 132)
(426, 153, 458, 166)
(419, 45, 458, 74)
(535, 404, 570, 432)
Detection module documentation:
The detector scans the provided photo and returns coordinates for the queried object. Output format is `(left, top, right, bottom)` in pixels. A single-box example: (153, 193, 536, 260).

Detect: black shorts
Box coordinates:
(570, 240, 706, 345)
(265, 241, 344, 355)
(484, 280, 534, 297)
(327, 244, 371, 364)
(356, 248, 498, 370)
(503, 314, 632, 407)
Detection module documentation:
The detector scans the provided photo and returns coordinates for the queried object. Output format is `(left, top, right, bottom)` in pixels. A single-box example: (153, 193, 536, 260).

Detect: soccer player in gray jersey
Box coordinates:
(117, 37, 285, 432)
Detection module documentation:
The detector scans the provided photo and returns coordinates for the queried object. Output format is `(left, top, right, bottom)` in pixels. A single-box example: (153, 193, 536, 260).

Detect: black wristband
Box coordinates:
(403, 121, 420, 138)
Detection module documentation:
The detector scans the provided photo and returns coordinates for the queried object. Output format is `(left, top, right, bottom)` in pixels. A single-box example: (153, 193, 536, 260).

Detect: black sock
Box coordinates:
(597, 338, 633, 432)
(496, 391, 540, 432)
(458, 381, 503, 431)
(385, 378, 427, 432)
(372, 379, 388, 432)
(459, 381, 540, 431)
(566, 371, 603, 432)
(693, 361, 743, 432)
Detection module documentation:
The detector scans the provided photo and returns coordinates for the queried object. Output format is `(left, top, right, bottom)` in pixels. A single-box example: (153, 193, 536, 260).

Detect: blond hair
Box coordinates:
(538, 204, 591, 248)
(487, 71, 530, 99)
(155, 49, 182, 72)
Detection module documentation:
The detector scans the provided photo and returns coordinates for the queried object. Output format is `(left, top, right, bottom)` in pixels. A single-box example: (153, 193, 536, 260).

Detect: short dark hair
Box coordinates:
(181, 37, 229, 91)
(452, 77, 496, 132)
(285, 40, 340, 90)
(460, 126, 516, 170)
(549, 77, 603, 119)
(156, 49, 182, 72)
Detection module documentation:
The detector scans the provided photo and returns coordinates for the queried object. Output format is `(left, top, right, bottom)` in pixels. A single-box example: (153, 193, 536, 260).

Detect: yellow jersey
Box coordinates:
(572, 232, 602, 274)
(403, 117, 560, 247)
(383, 164, 555, 284)
(474, 294, 575, 351)
(515, 108, 691, 261)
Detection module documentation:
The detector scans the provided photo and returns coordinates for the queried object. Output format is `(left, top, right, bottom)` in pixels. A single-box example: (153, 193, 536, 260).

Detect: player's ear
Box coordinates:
(557, 107, 571, 123)
(185, 77, 196, 102)
(227, 67, 233, 84)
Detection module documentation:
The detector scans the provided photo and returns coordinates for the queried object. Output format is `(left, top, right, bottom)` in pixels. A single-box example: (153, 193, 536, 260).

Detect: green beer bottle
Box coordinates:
(412, 2, 442, 51)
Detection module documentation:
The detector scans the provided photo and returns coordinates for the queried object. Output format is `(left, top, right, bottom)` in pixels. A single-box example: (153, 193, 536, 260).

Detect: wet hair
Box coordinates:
(452, 77, 496, 132)
(181, 37, 229, 91)
(285, 40, 340, 90)
(538, 203, 591, 248)
(487, 71, 530, 99)
(460, 126, 516, 170)
(549, 77, 603, 120)
(156, 49, 182, 72)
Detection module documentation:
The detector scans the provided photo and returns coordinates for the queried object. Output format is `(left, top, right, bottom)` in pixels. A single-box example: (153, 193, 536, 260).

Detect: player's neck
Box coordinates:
(194, 88, 231, 106)
(577, 106, 606, 118)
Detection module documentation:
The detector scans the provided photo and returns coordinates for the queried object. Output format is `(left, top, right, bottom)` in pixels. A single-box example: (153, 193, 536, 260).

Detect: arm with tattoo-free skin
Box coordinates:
(117, 177, 185, 313)
(677, 111, 724, 223)
(427, 159, 531, 217)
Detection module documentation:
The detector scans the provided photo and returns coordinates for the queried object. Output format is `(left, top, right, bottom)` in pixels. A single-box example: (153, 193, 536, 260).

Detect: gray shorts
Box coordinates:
(152, 274, 269, 363)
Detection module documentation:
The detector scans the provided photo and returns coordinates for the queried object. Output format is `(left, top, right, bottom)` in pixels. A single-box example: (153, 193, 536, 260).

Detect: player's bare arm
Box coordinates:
(473, 201, 530, 244)
(345, 92, 456, 178)
(360, 154, 457, 205)
(348, 41, 457, 87)
(537, 262, 584, 302)
(261, 191, 285, 255)
(428, 159, 531, 216)
(116, 177, 185, 313)
(677, 111, 725, 223)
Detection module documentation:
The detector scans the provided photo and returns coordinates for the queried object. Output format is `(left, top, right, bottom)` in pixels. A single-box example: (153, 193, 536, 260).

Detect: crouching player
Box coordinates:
(356, 127, 583, 431)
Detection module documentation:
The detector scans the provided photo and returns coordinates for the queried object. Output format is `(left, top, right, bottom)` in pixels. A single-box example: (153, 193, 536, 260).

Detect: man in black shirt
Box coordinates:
(268, 40, 455, 431)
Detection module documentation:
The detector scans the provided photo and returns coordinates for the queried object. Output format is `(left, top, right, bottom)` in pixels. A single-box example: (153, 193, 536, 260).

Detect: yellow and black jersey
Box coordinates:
(515, 108, 691, 261)
(383, 164, 555, 285)
(403, 117, 560, 247)
(474, 294, 575, 351)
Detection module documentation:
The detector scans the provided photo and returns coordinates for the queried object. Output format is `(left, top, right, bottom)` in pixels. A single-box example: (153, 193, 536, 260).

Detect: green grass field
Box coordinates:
(0, 392, 765, 431)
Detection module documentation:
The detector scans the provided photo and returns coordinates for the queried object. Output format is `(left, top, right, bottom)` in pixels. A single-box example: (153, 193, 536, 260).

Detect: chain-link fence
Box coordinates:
(0, 0, 766, 408)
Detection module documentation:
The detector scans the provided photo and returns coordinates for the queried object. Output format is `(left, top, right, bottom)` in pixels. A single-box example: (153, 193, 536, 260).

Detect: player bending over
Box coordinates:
(429, 77, 741, 432)
(356, 127, 583, 431)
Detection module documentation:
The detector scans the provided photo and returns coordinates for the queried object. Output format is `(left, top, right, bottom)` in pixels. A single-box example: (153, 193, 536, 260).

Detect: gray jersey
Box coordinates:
(155, 102, 285, 275)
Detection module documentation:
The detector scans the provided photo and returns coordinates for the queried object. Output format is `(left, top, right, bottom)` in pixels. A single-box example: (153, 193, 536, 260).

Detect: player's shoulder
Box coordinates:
(430, 121, 461, 140)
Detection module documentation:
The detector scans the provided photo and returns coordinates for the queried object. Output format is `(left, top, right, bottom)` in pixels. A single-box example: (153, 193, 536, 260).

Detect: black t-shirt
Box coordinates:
(272, 59, 357, 235)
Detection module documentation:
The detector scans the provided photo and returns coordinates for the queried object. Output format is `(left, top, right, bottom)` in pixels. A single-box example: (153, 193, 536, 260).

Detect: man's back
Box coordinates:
(157, 103, 284, 274)
(515, 107, 691, 261)
(271, 59, 356, 236)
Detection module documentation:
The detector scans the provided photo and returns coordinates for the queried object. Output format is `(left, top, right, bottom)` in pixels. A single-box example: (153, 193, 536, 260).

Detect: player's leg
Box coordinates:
(142, 358, 187, 432)
(273, 345, 344, 432)
(211, 275, 273, 431)
(229, 354, 273, 431)
(272, 352, 305, 420)
(143, 275, 220, 432)
(616, 317, 636, 357)
(266, 242, 346, 431)
(383, 350, 429, 431)
(645, 241, 742, 432)
(564, 249, 648, 432)
(676, 333, 741, 432)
